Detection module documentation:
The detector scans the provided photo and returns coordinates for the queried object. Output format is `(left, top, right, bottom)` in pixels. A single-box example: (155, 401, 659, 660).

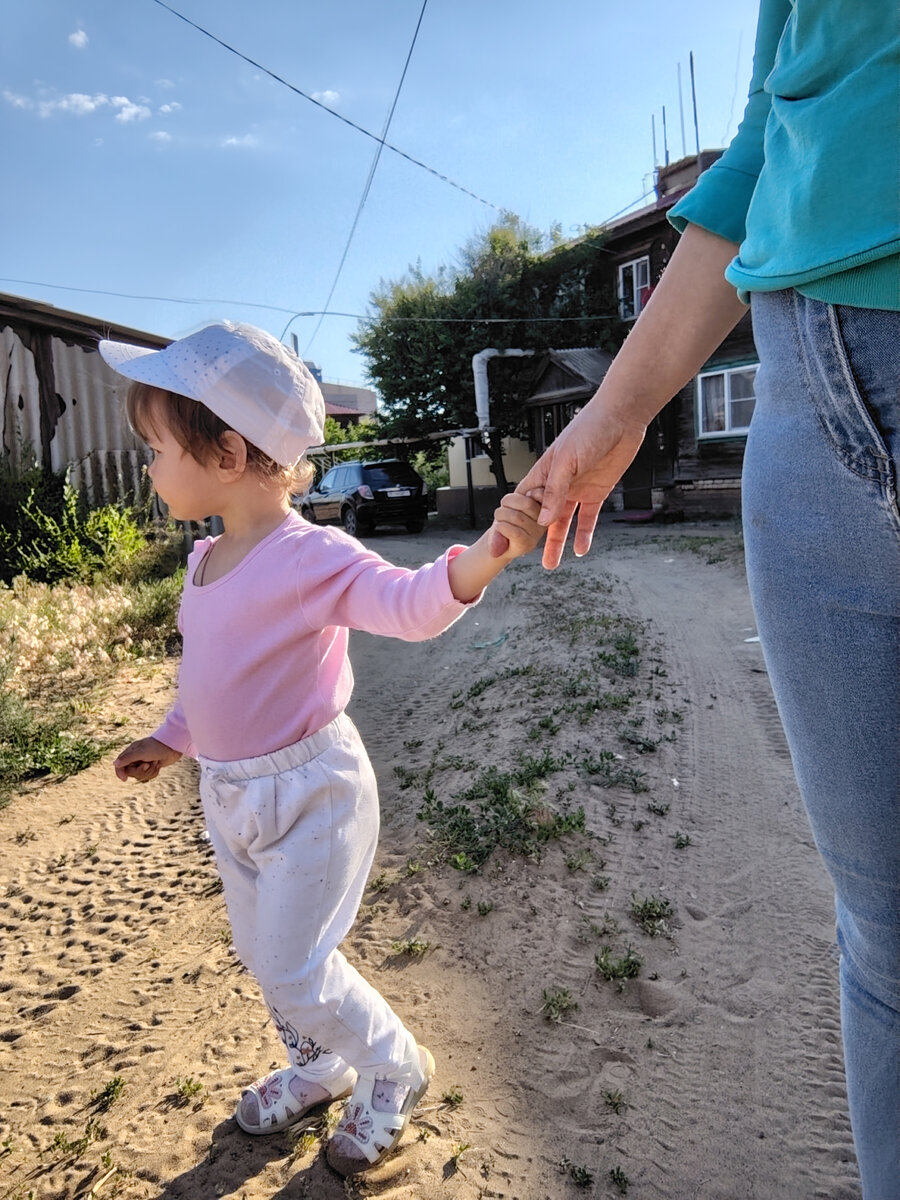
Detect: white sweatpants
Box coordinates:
(198, 714, 420, 1087)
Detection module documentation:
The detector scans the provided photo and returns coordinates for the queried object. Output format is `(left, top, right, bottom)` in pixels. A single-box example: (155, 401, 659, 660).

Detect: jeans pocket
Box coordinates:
(801, 298, 900, 522)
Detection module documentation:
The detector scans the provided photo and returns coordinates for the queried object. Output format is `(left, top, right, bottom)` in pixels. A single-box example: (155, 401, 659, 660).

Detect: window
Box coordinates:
(697, 365, 758, 436)
(618, 256, 651, 321)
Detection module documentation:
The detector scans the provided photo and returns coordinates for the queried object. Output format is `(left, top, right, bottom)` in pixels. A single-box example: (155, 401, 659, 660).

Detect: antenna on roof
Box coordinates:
(662, 105, 670, 166)
(677, 62, 687, 158)
(651, 113, 658, 168)
(690, 51, 701, 154)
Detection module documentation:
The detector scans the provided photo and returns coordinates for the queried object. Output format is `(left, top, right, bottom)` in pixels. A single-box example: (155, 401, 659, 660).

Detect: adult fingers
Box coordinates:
(541, 501, 577, 570)
(572, 501, 603, 558)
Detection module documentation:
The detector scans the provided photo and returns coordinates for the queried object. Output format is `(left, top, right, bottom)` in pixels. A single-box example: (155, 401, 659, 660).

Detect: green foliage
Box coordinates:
(121, 570, 185, 656)
(0, 678, 104, 806)
(0, 461, 146, 586)
(352, 215, 627, 486)
(417, 751, 584, 868)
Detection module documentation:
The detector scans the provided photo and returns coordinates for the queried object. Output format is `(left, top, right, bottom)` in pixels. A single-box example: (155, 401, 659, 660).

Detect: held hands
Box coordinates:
(114, 736, 182, 783)
(489, 403, 646, 570)
(489, 491, 545, 562)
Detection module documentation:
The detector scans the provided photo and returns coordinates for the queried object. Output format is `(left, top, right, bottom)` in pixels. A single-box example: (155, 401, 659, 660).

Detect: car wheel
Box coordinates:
(405, 518, 425, 534)
(342, 507, 359, 537)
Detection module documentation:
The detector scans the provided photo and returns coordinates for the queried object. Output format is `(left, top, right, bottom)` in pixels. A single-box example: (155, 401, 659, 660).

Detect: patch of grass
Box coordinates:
(170, 1076, 207, 1108)
(391, 937, 430, 957)
(418, 752, 583, 868)
(647, 801, 670, 817)
(440, 1088, 464, 1108)
(565, 849, 592, 872)
(0, 681, 104, 805)
(595, 945, 642, 988)
(673, 831, 693, 849)
(618, 727, 660, 753)
(630, 893, 674, 937)
(594, 630, 641, 677)
(602, 1089, 628, 1115)
(541, 986, 578, 1023)
(91, 1076, 125, 1113)
(559, 1158, 594, 1188)
(476, 900, 494, 916)
(579, 751, 648, 794)
(610, 1165, 630, 1194)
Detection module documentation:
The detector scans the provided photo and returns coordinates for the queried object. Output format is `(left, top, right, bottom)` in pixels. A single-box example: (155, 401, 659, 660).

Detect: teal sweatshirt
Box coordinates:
(669, 0, 900, 310)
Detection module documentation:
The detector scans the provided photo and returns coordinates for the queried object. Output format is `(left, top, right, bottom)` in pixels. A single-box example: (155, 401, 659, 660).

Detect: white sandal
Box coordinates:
(235, 1064, 357, 1134)
(326, 1046, 435, 1175)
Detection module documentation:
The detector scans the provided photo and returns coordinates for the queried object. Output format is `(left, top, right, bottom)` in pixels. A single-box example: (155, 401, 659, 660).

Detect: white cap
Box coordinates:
(99, 321, 325, 467)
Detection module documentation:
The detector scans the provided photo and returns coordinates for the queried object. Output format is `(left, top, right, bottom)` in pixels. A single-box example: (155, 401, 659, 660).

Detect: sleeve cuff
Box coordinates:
(668, 165, 759, 245)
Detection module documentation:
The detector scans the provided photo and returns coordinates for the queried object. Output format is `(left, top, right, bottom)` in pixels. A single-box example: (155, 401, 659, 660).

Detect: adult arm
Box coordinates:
(510, 223, 748, 569)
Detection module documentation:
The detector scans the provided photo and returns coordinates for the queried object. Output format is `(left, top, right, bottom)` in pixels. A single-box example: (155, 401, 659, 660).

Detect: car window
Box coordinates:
(362, 463, 421, 488)
(319, 468, 339, 492)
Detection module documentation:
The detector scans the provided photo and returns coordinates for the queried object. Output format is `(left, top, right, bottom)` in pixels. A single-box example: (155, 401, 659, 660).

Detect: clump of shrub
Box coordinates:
(0, 460, 186, 805)
(418, 747, 585, 869)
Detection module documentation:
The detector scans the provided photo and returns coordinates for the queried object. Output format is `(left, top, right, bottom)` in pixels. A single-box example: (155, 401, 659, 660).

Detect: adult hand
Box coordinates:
(487, 225, 747, 569)
(487, 403, 646, 568)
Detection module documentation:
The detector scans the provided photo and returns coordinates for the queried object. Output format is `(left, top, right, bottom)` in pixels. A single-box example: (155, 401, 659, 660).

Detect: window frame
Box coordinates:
(617, 255, 651, 321)
(696, 362, 759, 439)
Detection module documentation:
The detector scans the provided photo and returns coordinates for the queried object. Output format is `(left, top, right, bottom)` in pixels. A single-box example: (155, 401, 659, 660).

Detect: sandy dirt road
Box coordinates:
(0, 520, 860, 1200)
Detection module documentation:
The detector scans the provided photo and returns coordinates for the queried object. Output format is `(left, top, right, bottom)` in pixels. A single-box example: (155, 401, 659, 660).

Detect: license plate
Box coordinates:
(385, 488, 411, 497)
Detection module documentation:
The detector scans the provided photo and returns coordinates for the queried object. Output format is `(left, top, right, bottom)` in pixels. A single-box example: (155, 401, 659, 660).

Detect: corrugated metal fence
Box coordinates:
(1, 293, 168, 507)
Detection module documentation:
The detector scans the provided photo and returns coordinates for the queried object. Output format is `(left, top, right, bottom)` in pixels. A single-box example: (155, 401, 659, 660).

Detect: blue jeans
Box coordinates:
(743, 290, 900, 1199)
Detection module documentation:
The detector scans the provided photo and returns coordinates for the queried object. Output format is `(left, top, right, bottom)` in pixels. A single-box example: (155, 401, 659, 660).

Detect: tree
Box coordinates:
(352, 215, 627, 489)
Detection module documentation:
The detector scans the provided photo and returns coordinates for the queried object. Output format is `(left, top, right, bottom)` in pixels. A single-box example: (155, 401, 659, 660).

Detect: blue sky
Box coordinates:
(2, 0, 760, 389)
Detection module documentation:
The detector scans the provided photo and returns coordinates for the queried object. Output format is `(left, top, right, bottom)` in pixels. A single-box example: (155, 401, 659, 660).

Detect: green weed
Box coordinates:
(391, 937, 430, 957)
(541, 987, 578, 1023)
(630, 893, 674, 937)
(610, 1165, 630, 1194)
(580, 751, 648, 794)
(91, 1076, 125, 1113)
(595, 945, 642, 988)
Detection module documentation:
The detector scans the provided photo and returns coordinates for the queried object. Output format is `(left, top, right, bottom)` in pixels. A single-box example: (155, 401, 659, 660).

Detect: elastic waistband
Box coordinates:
(198, 714, 354, 783)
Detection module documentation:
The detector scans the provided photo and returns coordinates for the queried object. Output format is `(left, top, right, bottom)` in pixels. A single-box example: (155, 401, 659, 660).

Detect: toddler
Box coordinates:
(102, 322, 543, 1176)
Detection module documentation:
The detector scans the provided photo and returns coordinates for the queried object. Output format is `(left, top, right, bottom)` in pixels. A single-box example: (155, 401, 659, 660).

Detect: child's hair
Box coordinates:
(127, 381, 315, 495)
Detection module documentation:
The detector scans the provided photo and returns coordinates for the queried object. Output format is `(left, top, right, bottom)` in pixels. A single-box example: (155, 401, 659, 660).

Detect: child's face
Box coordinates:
(144, 408, 220, 521)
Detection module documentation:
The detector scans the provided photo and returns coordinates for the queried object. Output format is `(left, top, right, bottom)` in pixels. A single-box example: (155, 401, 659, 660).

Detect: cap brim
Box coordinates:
(98, 339, 194, 398)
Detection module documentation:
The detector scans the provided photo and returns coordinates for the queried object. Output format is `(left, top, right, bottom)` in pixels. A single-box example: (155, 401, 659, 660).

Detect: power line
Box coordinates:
(148, 0, 499, 211)
(294, 0, 429, 353)
(0, 279, 620, 324)
(0, 277, 300, 315)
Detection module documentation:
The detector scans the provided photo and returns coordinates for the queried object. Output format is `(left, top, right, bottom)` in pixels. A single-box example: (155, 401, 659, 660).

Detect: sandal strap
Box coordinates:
(335, 1080, 407, 1163)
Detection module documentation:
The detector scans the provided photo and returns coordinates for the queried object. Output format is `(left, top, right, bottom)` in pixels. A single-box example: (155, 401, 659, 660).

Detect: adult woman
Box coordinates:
(506, 3, 900, 1195)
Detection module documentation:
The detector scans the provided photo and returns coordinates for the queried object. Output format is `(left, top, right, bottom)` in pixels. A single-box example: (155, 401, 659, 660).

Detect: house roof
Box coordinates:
(525, 347, 614, 407)
(543, 347, 614, 386)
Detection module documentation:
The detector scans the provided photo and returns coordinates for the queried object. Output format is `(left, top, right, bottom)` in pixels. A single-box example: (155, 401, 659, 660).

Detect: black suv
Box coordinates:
(297, 460, 428, 537)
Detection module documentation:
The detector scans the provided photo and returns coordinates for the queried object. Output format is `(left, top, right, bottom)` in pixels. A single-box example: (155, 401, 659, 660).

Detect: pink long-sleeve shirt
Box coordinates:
(153, 510, 474, 762)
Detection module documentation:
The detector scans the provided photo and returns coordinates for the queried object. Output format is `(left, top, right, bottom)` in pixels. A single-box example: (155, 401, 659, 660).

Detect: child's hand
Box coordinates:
(114, 737, 181, 783)
(490, 492, 545, 561)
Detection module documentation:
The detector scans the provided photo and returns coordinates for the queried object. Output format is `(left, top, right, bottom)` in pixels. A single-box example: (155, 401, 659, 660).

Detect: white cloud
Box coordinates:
(221, 133, 259, 149)
(159, 101, 182, 115)
(3, 90, 33, 110)
(150, 130, 172, 143)
(69, 30, 88, 49)
(7, 87, 153, 126)
(156, 78, 176, 89)
(312, 90, 340, 106)
(40, 92, 110, 117)
(111, 96, 152, 122)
